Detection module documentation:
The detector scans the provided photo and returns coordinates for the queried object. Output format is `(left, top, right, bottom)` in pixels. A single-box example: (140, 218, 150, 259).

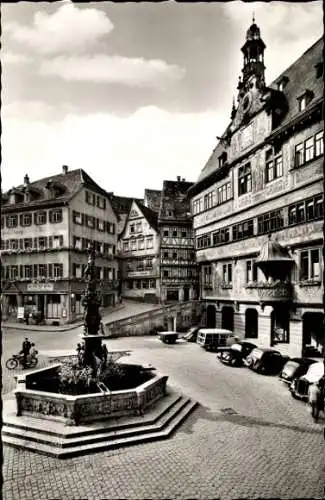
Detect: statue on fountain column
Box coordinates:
(82, 245, 102, 336)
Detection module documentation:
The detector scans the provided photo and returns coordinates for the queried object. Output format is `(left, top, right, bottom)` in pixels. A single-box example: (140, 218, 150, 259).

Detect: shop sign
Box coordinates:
(27, 283, 54, 292)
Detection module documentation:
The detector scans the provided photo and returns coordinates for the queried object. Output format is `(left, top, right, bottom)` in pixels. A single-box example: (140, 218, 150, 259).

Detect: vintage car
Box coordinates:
(290, 361, 324, 400)
(279, 357, 317, 384)
(243, 347, 288, 375)
(197, 328, 237, 352)
(217, 341, 257, 367)
(158, 331, 179, 344)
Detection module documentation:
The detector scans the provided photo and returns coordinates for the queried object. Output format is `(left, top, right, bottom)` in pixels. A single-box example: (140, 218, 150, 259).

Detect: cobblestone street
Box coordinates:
(3, 335, 325, 500)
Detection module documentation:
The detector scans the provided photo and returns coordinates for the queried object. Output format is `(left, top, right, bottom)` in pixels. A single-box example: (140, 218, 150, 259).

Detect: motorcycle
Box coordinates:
(6, 353, 38, 370)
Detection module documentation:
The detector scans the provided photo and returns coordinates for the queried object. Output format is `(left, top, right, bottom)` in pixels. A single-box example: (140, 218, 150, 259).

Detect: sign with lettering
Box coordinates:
(27, 283, 54, 292)
(17, 307, 25, 319)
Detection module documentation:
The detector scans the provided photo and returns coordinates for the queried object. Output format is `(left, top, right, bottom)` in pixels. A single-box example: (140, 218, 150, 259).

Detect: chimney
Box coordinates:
(62, 165, 68, 174)
(24, 174, 30, 185)
(182, 178, 185, 182)
(176, 176, 181, 182)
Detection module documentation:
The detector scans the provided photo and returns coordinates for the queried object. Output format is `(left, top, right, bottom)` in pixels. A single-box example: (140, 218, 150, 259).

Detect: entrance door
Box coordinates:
(183, 286, 189, 301)
(39, 295, 45, 320)
(206, 304, 216, 328)
(222, 306, 234, 331)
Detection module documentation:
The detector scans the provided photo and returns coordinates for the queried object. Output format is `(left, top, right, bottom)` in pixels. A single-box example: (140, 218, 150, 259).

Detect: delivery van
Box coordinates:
(196, 328, 237, 351)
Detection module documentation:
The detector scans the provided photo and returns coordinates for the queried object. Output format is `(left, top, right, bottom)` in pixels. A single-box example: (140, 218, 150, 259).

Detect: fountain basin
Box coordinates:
(14, 364, 168, 426)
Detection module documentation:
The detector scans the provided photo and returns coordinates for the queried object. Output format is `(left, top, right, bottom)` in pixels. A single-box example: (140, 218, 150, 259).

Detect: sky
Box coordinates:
(1, 0, 323, 197)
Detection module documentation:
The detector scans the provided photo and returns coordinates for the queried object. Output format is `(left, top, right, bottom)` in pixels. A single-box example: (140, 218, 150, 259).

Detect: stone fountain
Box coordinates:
(2, 246, 197, 457)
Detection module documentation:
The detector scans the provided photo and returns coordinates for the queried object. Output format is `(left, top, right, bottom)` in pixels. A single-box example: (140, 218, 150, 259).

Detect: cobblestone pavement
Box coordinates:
(3, 336, 325, 500)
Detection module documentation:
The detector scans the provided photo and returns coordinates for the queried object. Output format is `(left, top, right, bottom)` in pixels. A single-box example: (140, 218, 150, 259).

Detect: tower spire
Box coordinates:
(240, 18, 266, 90)
(252, 11, 255, 23)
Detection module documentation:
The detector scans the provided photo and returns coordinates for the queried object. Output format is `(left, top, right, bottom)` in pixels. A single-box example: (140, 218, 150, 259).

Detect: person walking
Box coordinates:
(29, 343, 38, 360)
(21, 337, 31, 368)
(308, 380, 322, 423)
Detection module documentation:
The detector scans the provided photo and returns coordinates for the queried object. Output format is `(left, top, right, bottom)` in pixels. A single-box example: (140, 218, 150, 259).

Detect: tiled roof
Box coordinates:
(135, 201, 159, 231)
(110, 195, 144, 215)
(196, 37, 323, 185)
(158, 180, 194, 222)
(144, 189, 162, 213)
(2, 168, 111, 211)
(269, 37, 323, 128)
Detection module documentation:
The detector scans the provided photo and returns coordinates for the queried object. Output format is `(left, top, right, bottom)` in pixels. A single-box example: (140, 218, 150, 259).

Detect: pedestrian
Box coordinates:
(308, 380, 322, 423)
(76, 343, 83, 366)
(102, 343, 108, 368)
(29, 343, 38, 360)
(21, 337, 31, 368)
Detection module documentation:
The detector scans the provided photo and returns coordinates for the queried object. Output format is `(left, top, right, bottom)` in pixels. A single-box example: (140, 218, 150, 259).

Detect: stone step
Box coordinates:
(3, 392, 183, 439)
(2, 396, 191, 448)
(3, 399, 198, 459)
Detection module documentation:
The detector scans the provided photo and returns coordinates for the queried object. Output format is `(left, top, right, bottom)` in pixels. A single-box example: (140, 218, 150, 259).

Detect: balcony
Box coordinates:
(246, 281, 292, 302)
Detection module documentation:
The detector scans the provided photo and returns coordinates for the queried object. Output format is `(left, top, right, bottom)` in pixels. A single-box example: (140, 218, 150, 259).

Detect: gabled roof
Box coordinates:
(2, 168, 113, 210)
(110, 195, 144, 216)
(158, 179, 194, 223)
(135, 201, 159, 231)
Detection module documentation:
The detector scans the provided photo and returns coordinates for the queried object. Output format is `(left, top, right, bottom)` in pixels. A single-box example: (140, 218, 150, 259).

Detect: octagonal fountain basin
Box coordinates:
(14, 363, 168, 426)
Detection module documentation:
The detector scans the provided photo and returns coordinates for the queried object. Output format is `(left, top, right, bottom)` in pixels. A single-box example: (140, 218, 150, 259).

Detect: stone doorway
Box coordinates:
(206, 304, 216, 328)
(221, 306, 234, 331)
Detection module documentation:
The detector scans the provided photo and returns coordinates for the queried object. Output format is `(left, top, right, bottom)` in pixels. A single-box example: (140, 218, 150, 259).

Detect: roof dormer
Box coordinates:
(277, 75, 289, 92)
(297, 89, 314, 112)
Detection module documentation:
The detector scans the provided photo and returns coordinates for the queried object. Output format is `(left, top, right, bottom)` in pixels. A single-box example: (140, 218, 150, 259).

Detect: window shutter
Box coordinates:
(60, 235, 63, 247)
(48, 264, 53, 278)
(49, 237, 53, 248)
(34, 238, 38, 249)
(20, 214, 24, 226)
(49, 210, 53, 223)
(33, 265, 38, 278)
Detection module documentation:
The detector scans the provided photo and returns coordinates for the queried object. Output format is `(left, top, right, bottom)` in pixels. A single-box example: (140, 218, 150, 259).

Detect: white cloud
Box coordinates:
(39, 54, 185, 88)
(1, 51, 33, 64)
(1, 106, 226, 196)
(2, 101, 54, 121)
(5, 3, 114, 55)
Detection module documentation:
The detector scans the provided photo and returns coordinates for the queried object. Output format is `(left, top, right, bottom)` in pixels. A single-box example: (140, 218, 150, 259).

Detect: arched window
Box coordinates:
(221, 306, 234, 331)
(245, 309, 258, 338)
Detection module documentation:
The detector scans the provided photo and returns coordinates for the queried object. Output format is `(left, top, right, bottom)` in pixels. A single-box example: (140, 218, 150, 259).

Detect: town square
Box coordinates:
(1, 1, 324, 499)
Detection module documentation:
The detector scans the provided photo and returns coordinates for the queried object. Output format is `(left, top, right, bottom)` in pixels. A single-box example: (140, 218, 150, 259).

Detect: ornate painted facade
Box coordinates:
(189, 22, 324, 358)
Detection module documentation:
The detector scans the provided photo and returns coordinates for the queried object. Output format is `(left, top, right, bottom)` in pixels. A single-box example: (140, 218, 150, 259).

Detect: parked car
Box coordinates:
(183, 326, 202, 342)
(243, 347, 287, 375)
(217, 341, 257, 367)
(301, 345, 323, 358)
(158, 331, 179, 344)
(279, 357, 317, 384)
(197, 328, 237, 351)
(289, 361, 324, 400)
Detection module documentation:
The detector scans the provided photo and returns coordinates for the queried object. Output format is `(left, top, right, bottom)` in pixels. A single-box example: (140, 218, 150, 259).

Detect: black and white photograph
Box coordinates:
(1, 1, 324, 499)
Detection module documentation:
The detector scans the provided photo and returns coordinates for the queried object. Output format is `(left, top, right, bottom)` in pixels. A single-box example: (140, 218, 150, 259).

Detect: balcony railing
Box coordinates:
(246, 280, 292, 301)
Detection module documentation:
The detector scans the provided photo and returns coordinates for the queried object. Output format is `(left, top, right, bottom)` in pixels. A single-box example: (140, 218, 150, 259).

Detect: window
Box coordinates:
(204, 191, 215, 210)
(130, 224, 135, 234)
(222, 263, 232, 284)
(49, 209, 62, 223)
(53, 235, 63, 249)
(288, 195, 323, 226)
(36, 211, 47, 225)
(138, 239, 144, 250)
(146, 237, 153, 249)
(24, 265, 32, 278)
(233, 219, 254, 241)
(86, 216, 95, 228)
(238, 163, 252, 196)
(163, 251, 169, 259)
(163, 270, 169, 277)
(197, 234, 211, 248)
(8, 266, 18, 279)
(96, 196, 106, 209)
(300, 248, 321, 281)
(9, 239, 18, 250)
(136, 222, 142, 233)
(217, 182, 232, 204)
(38, 264, 47, 278)
(21, 213, 32, 226)
(123, 241, 129, 252)
(130, 239, 136, 251)
(53, 264, 63, 278)
(149, 279, 155, 288)
(1, 216, 4, 228)
(97, 219, 105, 231)
(265, 149, 283, 183)
(212, 227, 230, 245)
(202, 265, 212, 286)
(305, 137, 314, 162)
(315, 131, 324, 157)
(23, 238, 33, 250)
(246, 260, 258, 283)
(181, 231, 187, 237)
(73, 211, 83, 225)
(257, 210, 284, 234)
(193, 198, 202, 214)
(219, 152, 228, 167)
(172, 230, 177, 237)
(294, 143, 304, 167)
(7, 215, 18, 228)
(298, 95, 306, 112)
(85, 191, 96, 205)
